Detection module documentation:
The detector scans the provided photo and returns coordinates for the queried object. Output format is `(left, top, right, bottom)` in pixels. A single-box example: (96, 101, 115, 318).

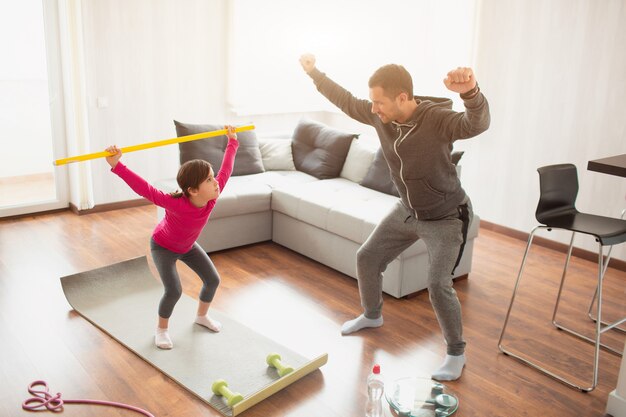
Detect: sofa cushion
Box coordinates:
(272, 178, 397, 242)
(451, 150, 464, 165)
(272, 178, 359, 231)
(360, 148, 400, 197)
(360, 149, 464, 197)
(174, 120, 265, 176)
(204, 171, 317, 219)
(211, 178, 271, 218)
(323, 181, 400, 243)
(291, 119, 357, 179)
(259, 138, 296, 171)
(271, 177, 480, 259)
(340, 138, 377, 183)
(245, 170, 318, 189)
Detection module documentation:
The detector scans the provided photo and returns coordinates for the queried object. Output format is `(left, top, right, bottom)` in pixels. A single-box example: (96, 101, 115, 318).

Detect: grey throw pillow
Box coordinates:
(174, 120, 264, 176)
(451, 150, 464, 165)
(361, 149, 465, 197)
(291, 119, 357, 179)
(360, 148, 400, 197)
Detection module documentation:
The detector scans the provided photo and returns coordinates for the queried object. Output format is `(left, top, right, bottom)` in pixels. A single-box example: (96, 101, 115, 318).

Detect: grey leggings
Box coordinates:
(357, 198, 473, 356)
(150, 239, 220, 319)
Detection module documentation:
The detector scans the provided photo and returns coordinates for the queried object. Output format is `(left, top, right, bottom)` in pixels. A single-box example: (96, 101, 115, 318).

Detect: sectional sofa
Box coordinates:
(153, 119, 479, 298)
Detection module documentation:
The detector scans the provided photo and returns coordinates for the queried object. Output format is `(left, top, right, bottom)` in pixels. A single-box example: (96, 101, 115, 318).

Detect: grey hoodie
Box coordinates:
(308, 68, 490, 220)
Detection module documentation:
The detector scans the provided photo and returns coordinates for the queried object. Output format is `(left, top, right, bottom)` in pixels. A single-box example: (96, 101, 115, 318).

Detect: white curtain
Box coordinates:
(58, 0, 94, 210)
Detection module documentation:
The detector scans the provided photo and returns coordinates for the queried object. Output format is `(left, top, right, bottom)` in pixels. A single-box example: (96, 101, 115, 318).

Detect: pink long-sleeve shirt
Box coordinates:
(111, 138, 239, 254)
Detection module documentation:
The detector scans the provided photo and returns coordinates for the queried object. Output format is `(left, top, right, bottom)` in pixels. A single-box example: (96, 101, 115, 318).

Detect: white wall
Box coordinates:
(80, 0, 228, 205)
(306, 1, 626, 263)
(227, 0, 477, 115)
(460, 0, 626, 261)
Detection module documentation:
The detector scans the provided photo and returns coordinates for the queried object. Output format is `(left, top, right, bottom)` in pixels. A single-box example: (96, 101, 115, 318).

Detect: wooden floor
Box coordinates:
(0, 205, 623, 417)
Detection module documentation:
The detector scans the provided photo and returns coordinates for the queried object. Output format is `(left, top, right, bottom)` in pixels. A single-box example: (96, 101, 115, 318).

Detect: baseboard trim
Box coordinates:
(1, 207, 70, 221)
(1, 199, 152, 221)
(479, 219, 626, 273)
(69, 198, 152, 215)
(5, 201, 626, 274)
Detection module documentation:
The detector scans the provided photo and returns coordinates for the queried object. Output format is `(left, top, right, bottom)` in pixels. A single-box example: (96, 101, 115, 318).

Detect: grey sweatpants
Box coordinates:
(150, 239, 220, 319)
(357, 198, 472, 356)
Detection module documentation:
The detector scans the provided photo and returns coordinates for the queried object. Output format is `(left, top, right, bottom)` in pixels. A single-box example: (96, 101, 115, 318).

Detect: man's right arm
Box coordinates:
(300, 54, 374, 125)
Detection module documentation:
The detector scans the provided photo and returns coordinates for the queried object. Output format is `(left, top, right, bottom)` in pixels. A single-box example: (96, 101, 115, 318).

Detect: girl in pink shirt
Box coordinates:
(106, 126, 239, 349)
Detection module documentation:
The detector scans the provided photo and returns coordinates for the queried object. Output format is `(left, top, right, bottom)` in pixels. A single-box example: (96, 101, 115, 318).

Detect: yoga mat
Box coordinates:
(60, 257, 327, 416)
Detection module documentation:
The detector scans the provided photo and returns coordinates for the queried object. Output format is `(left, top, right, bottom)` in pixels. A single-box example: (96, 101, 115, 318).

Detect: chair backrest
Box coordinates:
(535, 164, 578, 223)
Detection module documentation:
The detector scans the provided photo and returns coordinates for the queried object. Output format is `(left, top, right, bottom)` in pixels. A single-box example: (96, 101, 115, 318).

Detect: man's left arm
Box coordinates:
(439, 67, 491, 140)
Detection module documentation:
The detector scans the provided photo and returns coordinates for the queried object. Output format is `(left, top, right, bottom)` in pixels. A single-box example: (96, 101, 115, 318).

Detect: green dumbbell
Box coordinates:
(211, 379, 244, 406)
(266, 353, 294, 377)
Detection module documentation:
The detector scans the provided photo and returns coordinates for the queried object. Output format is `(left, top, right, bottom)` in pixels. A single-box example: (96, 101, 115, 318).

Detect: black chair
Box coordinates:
(498, 163, 626, 392)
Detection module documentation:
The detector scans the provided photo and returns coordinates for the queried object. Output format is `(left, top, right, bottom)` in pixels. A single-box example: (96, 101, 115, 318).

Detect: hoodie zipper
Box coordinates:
(392, 122, 419, 217)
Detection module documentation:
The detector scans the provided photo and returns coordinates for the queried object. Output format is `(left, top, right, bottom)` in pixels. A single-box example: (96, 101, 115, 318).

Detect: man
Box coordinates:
(300, 54, 490, 381)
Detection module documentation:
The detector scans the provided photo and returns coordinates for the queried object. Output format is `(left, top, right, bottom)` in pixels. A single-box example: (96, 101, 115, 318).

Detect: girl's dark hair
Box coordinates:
(368, 64, 413, 99)
(170, 159, 212, 198)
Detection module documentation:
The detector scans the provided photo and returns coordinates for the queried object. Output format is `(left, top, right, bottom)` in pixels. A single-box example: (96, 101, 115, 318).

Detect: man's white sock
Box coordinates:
(195, 315, 222, 332)
(340, 314, 383, 335)
(155, 327, 173, 350)
(431, 354, 465, 381)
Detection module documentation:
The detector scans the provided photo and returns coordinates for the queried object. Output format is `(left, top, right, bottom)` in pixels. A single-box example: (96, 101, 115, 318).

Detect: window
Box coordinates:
(0, 0, 68, 216)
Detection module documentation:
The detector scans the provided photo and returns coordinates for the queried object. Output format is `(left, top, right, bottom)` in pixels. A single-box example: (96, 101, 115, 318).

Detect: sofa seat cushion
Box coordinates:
(212, 171, 318, 218)
(271, 178, 480, 259)
(211, 179, 272, 218)
(272, 178, 397, 242)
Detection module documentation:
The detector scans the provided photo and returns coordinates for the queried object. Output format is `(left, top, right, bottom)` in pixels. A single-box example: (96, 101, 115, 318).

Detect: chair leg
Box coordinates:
(499, 227, 606, 392)
(587, 285, 626, 335)
(553, 242, 625, 356)
(550, 231, 577, 326)
(586, 208, 626, 335)
(498, 226, 542, 352)
(591, 244, 603, 390)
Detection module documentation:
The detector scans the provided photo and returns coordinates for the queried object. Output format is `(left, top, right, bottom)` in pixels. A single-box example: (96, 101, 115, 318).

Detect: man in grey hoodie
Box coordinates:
(300, 54, 490, 381)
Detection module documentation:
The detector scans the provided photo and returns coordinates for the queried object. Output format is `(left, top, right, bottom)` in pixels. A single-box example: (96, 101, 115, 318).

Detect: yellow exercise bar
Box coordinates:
(53, 124, 255, 166)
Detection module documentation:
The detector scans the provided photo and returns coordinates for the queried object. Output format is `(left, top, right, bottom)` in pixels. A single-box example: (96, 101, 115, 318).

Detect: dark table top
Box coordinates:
(587, 154, 626, 178)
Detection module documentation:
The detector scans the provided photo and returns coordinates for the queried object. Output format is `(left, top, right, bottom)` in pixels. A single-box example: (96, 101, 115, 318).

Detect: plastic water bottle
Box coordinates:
(365, 364, 384, 417)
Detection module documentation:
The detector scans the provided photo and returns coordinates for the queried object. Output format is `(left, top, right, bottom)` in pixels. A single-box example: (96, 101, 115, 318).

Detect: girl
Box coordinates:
(105, 125, 238, 349)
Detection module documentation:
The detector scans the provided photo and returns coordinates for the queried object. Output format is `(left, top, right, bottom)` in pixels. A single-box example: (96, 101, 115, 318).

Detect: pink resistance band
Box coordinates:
(22, 380, 155, 416)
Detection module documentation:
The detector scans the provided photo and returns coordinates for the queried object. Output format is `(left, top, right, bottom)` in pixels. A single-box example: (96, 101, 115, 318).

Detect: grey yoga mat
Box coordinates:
(60, 256, 327, 416)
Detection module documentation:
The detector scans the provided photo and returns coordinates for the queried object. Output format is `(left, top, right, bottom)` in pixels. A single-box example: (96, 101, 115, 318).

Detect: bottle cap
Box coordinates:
(372, 364, 380, 374)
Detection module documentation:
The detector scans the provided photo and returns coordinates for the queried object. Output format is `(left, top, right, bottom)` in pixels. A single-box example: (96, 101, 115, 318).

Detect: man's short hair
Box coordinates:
(368, 64, 413, 99)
